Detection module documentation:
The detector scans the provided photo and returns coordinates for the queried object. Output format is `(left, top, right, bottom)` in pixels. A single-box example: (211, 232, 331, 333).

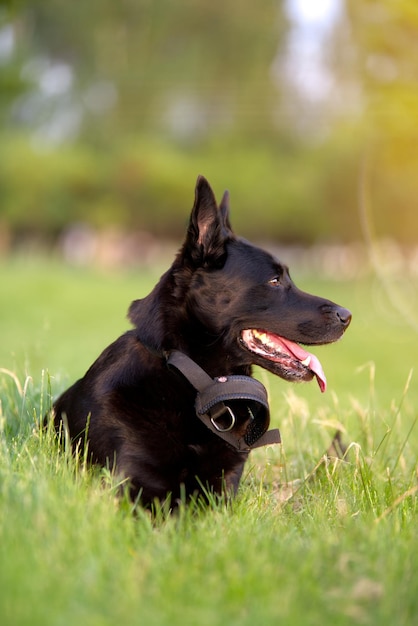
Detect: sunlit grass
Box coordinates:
(0, 364, 417, 626)
(1, 257, 417, 625)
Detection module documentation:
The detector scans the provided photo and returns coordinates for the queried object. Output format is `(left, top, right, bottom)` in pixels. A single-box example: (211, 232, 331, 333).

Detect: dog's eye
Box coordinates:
(268, 277, 281, 287)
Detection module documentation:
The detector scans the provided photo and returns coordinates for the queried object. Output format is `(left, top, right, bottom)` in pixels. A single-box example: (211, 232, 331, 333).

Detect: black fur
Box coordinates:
(54, 176, 351, 507)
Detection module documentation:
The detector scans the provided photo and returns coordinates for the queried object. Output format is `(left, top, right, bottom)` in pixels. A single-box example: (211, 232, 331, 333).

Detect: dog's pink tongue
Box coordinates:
(280, 337, 327, 393)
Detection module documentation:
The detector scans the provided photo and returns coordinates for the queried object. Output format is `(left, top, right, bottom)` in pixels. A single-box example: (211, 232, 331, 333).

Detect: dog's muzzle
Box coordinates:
(166, 350, 281, 452)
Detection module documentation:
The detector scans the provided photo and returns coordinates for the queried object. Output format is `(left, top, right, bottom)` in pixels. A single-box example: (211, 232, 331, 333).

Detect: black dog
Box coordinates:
(54, 176, 351, 507)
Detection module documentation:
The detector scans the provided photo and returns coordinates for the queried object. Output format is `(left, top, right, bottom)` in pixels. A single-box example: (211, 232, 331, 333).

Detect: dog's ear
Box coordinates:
(219, 189, 233, 234)
(183, 175, 232, 267)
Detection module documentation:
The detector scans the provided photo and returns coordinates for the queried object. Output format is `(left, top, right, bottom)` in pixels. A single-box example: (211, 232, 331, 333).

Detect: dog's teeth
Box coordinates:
(301, 356, 311, 367)
(252, 330, 282, 353)
(253, 330, 268, 343)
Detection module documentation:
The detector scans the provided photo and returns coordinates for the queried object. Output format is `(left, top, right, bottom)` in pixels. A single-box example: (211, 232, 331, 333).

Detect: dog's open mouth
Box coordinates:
(240, 329, 327, 392)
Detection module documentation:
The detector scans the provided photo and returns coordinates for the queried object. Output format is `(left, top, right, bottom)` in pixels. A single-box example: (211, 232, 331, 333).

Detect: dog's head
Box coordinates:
(129, 176, 351, 392)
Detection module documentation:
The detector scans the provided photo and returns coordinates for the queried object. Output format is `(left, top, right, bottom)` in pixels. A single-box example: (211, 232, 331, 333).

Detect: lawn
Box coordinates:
(1, 255, 417, 626)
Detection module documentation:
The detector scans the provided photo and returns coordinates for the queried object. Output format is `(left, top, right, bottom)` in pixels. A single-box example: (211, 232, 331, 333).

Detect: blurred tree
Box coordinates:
(1, 0, 287, 144)
(0, 1, 33, 127)
(5, 0, 414, 246)
(344, 0, 418, 243)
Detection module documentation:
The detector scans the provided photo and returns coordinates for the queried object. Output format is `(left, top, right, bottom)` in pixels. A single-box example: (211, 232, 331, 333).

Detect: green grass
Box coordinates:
(1, 256, 418, 625)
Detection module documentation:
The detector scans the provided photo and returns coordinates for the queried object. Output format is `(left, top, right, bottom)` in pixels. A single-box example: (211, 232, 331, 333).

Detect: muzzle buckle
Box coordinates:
(210, 405, 236, 432)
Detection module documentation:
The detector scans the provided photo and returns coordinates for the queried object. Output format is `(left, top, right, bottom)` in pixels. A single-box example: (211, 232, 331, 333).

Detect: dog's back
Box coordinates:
(54, 176, 351, 507)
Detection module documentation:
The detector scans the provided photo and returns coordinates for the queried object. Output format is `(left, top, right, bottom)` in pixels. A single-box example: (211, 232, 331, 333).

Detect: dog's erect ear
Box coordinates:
(219, 189, 233, 234)
(183, 175, 233, 267)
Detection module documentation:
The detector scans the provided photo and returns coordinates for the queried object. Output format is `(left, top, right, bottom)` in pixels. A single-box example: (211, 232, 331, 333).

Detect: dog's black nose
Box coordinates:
(336, 306, 352, 328)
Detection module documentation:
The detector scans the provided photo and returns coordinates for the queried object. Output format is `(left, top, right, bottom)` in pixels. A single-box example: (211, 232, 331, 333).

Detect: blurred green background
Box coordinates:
(0, 0, 417, 402)
(1, 0, 418, 247)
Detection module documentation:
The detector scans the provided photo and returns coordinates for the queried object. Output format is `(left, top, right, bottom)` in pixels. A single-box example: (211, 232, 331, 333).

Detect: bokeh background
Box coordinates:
(1, 0, 417, 404)
(1, 0, 418, 251)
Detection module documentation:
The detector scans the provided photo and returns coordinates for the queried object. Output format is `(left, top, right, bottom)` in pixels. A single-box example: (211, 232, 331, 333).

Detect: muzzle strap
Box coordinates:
(166, 350, 281, 452)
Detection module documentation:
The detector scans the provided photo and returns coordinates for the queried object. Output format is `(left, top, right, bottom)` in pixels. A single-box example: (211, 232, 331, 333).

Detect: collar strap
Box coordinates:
(166, 350, 281, 452)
